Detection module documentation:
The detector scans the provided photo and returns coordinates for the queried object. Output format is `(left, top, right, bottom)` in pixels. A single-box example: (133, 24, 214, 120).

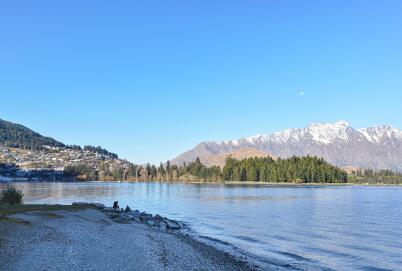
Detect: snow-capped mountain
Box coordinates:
(172, 121, 402, 172)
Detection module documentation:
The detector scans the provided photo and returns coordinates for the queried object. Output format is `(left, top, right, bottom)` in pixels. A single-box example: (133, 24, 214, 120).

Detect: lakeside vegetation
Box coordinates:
(348, 169, 402, 185)
(0, 185, 24, 204)
(60, 155, 402, 184)
(2, 154, 402, 184)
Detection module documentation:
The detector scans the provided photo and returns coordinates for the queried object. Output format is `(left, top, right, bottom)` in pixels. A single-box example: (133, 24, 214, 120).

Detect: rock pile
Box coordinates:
(72, 201, 182, 230)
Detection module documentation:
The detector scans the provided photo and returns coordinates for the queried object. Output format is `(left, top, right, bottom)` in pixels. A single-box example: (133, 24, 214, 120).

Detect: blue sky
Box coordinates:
(1, 1, 401, 164)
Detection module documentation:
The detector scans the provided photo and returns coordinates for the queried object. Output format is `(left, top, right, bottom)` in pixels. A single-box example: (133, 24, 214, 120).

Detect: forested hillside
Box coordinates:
(0, 118, 64, 150)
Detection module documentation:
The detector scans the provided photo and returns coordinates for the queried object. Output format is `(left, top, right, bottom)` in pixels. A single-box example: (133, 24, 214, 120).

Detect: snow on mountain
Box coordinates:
(172, 121, 402, 172)
(358, 125, 402, 144)
(242, 120, 351, 145)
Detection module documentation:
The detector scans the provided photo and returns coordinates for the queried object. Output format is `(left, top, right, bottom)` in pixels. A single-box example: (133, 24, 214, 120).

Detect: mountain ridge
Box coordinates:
(172, 121, 402, 172)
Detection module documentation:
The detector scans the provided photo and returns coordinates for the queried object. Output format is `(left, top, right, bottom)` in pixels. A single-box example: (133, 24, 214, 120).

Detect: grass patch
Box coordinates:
(0, 185, 24, 204)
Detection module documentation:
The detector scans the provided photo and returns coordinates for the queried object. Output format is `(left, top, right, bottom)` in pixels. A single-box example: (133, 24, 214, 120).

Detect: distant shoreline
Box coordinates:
(3, 180, 402, 187)
(128, 180, 402, 186)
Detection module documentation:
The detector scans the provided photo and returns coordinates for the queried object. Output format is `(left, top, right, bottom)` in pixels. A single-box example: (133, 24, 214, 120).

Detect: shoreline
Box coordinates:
(0, 204, 259, 271)
(3, 180, 402, 187)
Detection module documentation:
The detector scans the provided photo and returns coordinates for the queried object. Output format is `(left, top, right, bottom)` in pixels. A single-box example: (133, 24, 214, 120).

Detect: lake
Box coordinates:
(13, 182, 402, 270)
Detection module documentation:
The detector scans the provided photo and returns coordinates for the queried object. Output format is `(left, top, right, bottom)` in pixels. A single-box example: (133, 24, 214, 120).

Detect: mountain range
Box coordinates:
(172, 121, 402, 172)
(2, 118, 402, 172)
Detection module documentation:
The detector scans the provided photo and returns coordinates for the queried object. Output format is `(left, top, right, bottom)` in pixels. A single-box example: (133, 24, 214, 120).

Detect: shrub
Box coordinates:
(0, 185, 24, 204)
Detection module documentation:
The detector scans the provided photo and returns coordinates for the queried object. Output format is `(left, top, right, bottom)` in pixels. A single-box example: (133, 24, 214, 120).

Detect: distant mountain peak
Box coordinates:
(172, 121, 402, 172)
(305, 120, 351, 145)
(358, 125, 402, 144)
(224, 120, 352, 146)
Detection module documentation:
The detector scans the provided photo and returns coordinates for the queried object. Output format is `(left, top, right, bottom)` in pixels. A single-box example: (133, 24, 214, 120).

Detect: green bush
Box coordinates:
(0, 185, 24, 204)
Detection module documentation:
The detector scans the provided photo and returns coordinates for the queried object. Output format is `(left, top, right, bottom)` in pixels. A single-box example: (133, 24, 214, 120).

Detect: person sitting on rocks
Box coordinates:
(113, 201, 119, 212)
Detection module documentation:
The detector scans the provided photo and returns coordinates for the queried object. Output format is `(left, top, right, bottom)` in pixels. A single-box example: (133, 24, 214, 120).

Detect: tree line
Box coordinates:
(63, 156, 347, 183)
(223, 156, 348, 183)
(62, 155, 402, 184)
(348, 168, 402, 184)
(63, 158, 220, 182)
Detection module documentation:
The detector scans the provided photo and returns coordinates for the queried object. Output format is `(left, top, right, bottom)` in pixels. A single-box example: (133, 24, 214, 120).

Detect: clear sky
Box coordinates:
(1, 1, 401, 164)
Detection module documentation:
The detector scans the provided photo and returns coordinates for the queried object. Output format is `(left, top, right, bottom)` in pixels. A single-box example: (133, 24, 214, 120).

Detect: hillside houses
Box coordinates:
(0, 145, 122, 170)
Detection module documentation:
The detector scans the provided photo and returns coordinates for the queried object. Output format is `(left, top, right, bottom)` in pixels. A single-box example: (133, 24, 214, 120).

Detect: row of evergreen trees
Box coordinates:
(64, 156, 402, 184)
(222, 156, 348, 183)
(64, 161, 177, 181)
(64, 157, 348, 183)
(179, 158, 221, 181)
(349, 169, 402, 184)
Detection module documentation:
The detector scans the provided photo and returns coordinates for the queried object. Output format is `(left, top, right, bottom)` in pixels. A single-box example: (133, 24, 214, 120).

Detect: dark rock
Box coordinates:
(131, 210, 140, 217)
(161, 218, 181, 230)
(104, 201, 181, 229)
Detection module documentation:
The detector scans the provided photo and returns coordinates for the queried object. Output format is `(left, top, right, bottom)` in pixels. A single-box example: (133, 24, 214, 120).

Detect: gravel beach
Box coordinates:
(0, 208, 258, 271)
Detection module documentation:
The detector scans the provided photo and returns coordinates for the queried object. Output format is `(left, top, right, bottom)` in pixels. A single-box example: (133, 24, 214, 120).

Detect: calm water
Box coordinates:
(13, 182, 402, 270)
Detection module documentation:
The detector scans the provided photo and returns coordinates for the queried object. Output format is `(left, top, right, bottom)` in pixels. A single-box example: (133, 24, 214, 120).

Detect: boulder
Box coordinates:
(131, 210, 141, 217)
(140, 212, 151, 222)
(161, 218, 181, 230)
